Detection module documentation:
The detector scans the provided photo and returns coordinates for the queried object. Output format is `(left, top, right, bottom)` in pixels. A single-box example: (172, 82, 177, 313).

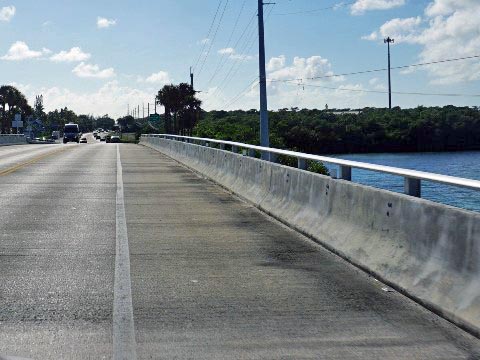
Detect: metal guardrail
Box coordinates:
(142, 134, 480, 198)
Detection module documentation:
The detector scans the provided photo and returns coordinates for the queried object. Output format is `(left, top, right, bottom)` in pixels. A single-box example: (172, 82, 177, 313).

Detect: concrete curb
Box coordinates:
(0, 135, 27, 146)
(141, 137, 480, 338)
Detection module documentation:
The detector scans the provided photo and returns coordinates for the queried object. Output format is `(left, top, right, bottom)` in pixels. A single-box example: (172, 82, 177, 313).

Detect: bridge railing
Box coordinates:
(142, 134, 480, 198)
(0, 134, 27, 145)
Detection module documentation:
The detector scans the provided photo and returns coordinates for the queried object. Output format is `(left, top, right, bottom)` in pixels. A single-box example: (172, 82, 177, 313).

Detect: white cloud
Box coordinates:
(363, 16, 422, 42)
(218, 47, 235, 55)
(72, 62, 116, 78)
(198, 38, 210, 45)
(0, 6, 15, 22)
(144, 71, 171, 84)
(362, 32, 378, 41)
(363, 0, 480, 84)
(267, 55, 340, 82)
(218, 47, 254, 61)
(205, 55, 365, 111)
(97, 17, 116, 29)
(351, 0, 405, 15)
(50, 47, 91, 62)
(369, 77, 388, 90)
(16, 81, 156, 119)
(267, 55, 286, 72)
(1, 41, 47, 61)
(424, 0, 477, 16)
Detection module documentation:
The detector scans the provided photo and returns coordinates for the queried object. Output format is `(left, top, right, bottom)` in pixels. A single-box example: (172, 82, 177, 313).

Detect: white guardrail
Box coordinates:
(142, 134, 480, 198)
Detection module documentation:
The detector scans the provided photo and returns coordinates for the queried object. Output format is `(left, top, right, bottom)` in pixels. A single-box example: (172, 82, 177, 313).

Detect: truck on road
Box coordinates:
(63, 123, 80, 144)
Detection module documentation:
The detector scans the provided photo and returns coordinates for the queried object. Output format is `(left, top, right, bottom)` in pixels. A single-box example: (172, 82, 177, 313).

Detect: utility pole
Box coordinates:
(127, 104, 130, 116)
(190, 67, 194, 89)
(148, 103, 150, 118)
(137, 105, 140, 120)
(258, 0, 273, 159)
(384, 37, 394, 109)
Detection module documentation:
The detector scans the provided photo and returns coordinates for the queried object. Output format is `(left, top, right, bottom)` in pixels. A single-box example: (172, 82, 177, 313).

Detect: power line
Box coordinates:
(296, 83, 480, 97)
(223, 78, 259, 109)
(205, 0, 248, 87)
(193, 1, 223, 72)
(209, 11, 258, 97)
(197, 0, 230, 78)
(273, 1, 356, 16)
(211, 5, 275, 100)
(267, 54, 480, 83)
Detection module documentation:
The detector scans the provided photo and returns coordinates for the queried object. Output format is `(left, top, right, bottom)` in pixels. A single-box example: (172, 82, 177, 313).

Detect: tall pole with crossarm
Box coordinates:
(384, 37, 394, 109)
(258, 0, 270, 158)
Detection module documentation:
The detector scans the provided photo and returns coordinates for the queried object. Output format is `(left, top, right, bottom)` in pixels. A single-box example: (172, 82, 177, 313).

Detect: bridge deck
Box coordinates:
(123, 144, 480, 359)
(0, 141, 478, 359)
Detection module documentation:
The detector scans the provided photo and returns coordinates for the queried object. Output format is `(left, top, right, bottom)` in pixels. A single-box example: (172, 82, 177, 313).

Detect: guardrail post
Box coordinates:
(297, 158, 307, 170)
(220, 143, 225, 150)
(248, 149, 255, 157)
(269, 152, 277, 163)
(339, 165, 352, 181)
(232, 145, 238, 153)
(405, 177, 421, 197)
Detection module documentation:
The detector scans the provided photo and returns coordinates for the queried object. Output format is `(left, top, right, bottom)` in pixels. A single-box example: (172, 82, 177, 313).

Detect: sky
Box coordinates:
(1, 0, 479, 118)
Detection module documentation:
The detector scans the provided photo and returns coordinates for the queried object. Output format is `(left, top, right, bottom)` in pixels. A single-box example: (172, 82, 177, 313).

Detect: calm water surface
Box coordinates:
(327, 151, 480, 212)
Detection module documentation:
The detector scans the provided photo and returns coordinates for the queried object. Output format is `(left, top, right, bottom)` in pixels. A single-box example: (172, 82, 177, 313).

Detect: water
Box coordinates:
(325, 151, 480, 212)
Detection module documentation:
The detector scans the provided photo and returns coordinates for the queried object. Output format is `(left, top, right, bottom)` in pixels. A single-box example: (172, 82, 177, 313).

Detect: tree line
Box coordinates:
(0, 85, 116, 134)
(4, 83, 479, 155)
(193, 106, 480, 154)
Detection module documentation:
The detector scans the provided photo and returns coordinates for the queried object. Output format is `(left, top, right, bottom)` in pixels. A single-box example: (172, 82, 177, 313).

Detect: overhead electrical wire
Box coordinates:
(205, 0, 248, 87)
(209, 11, 258, 97)
(267, 54, 480, 83)
(215, 4, 276, 105)
(273, 1, 356, 16)
(223, 78, 259, 109)
(193, 0, 223, 72)
(197, 0, 230, 78)
(294, 83, 480, 97)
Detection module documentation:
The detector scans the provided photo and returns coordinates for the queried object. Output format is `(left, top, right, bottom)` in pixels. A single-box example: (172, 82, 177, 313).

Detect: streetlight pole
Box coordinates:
(384, 37, 394, 109)
(258, 0, 272, 159)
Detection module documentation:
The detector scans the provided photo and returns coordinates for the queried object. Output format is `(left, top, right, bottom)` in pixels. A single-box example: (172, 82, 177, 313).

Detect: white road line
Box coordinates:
(113, 144, 137, 360)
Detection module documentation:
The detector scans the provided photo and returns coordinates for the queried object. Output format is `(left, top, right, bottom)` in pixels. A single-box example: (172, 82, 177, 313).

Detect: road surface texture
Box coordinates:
(0, 138, 479, 359)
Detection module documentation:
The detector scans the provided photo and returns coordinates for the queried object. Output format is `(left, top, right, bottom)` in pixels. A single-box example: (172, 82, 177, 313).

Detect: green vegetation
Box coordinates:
(156, 83, 201, 135)
(194, 106, 480, 154)
(0, 85, 32, 133)
(3, 84, 479, 159)
(0, 85, 118, 135)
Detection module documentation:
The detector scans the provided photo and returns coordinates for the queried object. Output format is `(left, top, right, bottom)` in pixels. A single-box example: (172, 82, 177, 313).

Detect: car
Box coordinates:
(63, 123, 80, 143)
(100, 134, 106, 141)
(80, 137, 87, 143)
(105, 134, 112, 143)
(110, 135, 120, 143)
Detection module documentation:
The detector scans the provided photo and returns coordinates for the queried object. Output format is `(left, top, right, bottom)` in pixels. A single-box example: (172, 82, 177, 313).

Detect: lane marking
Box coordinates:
(0, 146, 72, 177)
(113, 144, 137, 359)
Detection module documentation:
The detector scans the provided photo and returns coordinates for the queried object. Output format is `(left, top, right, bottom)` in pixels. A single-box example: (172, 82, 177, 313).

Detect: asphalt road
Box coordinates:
(0, 138, 479, 359)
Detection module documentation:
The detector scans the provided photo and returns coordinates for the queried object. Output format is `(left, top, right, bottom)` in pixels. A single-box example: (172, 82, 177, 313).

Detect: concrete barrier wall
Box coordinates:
(141, 137, 480, 336)
(0, 135, 27, 146)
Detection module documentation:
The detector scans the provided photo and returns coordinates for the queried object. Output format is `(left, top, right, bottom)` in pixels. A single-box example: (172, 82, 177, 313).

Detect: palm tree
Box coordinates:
(156, 85, 176, 134)
(156, 83, 202, 135)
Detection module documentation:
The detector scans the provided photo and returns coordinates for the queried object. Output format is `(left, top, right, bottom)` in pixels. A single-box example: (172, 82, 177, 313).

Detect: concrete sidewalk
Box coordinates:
(122, 144, 480, 359)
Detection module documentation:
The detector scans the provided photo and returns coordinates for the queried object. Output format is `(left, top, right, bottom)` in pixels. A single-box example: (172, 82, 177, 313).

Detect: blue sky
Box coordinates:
(1, 0, 479, 117)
